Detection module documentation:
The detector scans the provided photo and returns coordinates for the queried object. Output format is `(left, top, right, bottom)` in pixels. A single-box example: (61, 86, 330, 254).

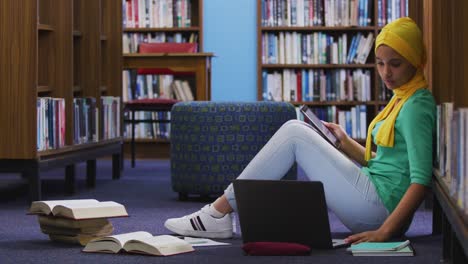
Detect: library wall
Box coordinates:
(204, 0, 257, 101)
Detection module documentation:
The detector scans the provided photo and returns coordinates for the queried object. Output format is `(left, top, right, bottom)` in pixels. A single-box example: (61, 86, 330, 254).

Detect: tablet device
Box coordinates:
(299, 105, 339, 148)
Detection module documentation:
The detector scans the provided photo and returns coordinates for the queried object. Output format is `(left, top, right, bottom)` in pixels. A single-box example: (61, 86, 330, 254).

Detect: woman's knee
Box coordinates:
(278, 119, 319, 140)
(278, 120, 307, 135)
(282, 119, 304, 127)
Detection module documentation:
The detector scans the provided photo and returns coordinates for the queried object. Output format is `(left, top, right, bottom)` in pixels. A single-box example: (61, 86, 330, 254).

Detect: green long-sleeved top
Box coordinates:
(361, 89, 436, 213)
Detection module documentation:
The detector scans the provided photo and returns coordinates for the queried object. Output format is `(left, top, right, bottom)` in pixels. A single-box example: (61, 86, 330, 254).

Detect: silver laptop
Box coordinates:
(233, 179, 348, 249)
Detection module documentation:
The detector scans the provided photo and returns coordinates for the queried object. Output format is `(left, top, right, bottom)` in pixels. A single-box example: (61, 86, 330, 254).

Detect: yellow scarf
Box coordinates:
(364, 71, 427, 161)
(365, 17, 427, 161)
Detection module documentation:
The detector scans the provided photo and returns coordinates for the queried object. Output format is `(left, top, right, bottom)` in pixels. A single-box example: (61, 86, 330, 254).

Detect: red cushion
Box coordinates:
(136, 42, 197, 75)
(137, 68, 194, 75)
(242, 242, 311, 256)
(138, 42, 197, 53)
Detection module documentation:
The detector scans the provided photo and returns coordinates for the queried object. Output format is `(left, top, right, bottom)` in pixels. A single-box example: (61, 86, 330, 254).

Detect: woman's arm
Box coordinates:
(345, 183, 428, 243)
(323, 122, 373, 166)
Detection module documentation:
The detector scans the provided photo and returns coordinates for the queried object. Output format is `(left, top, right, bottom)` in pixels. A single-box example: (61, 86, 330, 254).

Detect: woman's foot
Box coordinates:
(164, 204, 233, 239)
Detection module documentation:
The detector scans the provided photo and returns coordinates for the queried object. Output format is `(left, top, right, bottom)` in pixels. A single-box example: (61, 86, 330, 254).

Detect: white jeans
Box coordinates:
(224, 120, 390, 233)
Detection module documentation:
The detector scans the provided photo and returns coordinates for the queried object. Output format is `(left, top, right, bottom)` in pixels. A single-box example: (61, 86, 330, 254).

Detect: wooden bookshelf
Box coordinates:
(256, 0, 412, 141)
(0, 0, 123, 201)
(411, 0, 468, 261)
(433, 169, 468, 261)
(121, 0, 210, 160)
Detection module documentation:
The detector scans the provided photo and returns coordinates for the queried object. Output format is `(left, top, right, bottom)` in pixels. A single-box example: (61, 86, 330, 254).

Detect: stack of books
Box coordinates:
(28, 199, 128, 246)
(347, 240, 414, 257)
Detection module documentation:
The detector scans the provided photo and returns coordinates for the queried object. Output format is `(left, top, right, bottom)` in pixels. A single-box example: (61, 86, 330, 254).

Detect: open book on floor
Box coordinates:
(347, 240, 414, 256)
(83, 231, 194, 256)
(28, 199, 128, 220)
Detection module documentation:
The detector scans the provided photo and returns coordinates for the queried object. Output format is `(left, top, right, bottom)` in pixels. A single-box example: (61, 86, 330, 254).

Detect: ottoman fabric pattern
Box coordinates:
(170, 101, 297, 197)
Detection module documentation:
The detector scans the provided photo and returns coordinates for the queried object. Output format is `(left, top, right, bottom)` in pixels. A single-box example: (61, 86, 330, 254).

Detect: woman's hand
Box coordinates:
(322, 122, 349, 146)
(344, 229, 392, 244)
(346, 184, 428, 244)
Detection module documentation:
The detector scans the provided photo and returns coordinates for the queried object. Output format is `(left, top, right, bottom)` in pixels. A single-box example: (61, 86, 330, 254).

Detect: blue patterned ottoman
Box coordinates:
(170, 101, 298, 199)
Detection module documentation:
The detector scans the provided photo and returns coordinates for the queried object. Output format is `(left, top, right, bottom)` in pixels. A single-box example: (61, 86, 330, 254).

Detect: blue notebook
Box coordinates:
(347, 240, 414, 256)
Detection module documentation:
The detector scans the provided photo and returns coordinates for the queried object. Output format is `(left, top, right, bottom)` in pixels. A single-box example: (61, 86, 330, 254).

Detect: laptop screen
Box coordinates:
(233, 179, 335, 249)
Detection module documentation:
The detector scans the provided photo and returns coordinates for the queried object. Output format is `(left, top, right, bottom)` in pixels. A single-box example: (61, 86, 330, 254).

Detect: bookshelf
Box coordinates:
(122, 0, 204, 51)
(0, 0, 123, 201)
(412, 0, 468, 261)
(121, 0, 210, 160)
(257, 0, 409, 142)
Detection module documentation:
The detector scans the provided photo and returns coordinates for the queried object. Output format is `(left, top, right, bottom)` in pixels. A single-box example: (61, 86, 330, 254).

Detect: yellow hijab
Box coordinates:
(365, 17, 428, 161)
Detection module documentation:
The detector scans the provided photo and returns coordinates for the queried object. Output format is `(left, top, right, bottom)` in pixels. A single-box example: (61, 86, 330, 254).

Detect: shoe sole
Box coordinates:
(164, 221, 233, 239)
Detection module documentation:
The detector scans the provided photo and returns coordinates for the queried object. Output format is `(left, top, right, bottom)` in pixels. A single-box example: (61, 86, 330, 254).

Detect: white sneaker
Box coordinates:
(164, 205, 233, 239)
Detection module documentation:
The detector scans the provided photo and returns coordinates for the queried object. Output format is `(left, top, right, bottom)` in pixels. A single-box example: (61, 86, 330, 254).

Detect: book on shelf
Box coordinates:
(123, 0, 192, 29)
(436, 104, 468, 212)
(171, 80, 185, 101)
(170, 79, 194, 101)
(73, 97, 98, 144)
(181, 80, 194, 101)
(347, 240, 414, 257)
(100, 96, 121, 140)
(28, 199, 128, 220)
(83, 231, 194, 256)
(354, 32, 374, 64)
(37, 97, 66, 151)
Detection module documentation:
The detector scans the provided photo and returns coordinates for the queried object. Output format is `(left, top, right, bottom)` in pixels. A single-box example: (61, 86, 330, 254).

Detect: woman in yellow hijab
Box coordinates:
(165, 17, 436, 244)
(326, 17, 436, 243)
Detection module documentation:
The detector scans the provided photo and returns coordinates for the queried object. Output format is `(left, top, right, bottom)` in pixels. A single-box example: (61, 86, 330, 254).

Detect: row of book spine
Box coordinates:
(376, 79, 392, 101)
(262, 32, 373, 65)
(74, 97, 121, 143)
(122, 32, 198, 53)
(122, 71, 194, 102)
(377, 0, 408, 26)
(435, 103, 468, 215)
(297, 104, 368, 139)
(73, 98, 98, 145)
(262, 68, 371, 102)
(37, 98, 66, 151)
(101, 97, 122, 140)
(37, 97, 121, 151)
(123, 111, 171, 140)
(261, 0, 373, 27)
(123, 0, 192, 28)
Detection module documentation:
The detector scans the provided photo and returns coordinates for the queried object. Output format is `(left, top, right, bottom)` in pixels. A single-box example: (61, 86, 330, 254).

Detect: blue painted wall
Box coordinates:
(204, 0, 257, 101)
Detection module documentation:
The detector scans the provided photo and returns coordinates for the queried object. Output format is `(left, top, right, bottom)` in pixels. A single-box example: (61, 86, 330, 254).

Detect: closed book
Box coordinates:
(347, 240, 414, 257)
(40, 222, 113, 236)
(351, 245, 414, 256)
(38, 215, 110, 229)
